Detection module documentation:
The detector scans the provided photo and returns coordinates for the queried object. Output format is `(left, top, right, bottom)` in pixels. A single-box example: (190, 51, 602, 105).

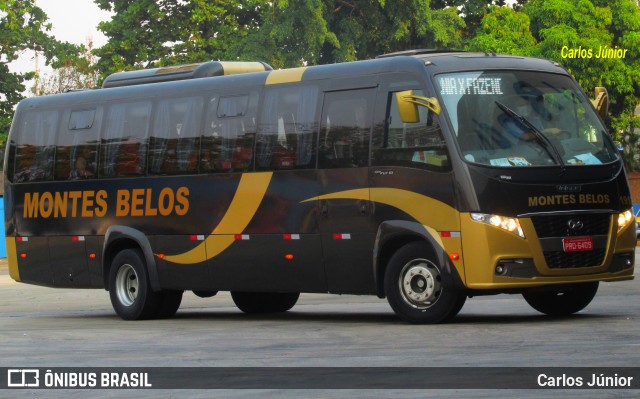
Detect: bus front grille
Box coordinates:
(531, 213, 611, 238)
(542, 248, 606, 269)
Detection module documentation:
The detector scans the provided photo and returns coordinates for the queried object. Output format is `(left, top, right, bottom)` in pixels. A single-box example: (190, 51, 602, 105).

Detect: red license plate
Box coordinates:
(562, 237, 593, 252)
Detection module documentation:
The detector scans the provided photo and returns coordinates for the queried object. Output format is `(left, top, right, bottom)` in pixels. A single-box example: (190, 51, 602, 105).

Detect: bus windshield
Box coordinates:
(436, 70, 618, 168)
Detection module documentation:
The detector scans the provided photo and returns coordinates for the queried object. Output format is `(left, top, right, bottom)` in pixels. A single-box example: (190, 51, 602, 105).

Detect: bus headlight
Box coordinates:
(617, 209, 633, 232)
(471, 213, 525, 238)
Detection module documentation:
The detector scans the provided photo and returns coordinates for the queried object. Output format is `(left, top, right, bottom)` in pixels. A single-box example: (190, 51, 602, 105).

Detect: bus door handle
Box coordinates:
(359, 202, 368, 215)
(320, 202, 329, 217)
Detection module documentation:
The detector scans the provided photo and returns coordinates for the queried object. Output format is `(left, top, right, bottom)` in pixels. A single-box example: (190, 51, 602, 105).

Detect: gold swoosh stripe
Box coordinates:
(164, 172, 273, 265)
(304, 188, 460, 248)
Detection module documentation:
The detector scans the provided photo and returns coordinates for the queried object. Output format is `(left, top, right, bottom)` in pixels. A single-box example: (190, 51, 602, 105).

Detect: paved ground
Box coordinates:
(0, 250, 639, 398)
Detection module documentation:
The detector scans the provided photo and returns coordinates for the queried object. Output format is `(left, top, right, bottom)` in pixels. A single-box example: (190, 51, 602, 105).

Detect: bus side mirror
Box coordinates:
(591, 86, 608, 119)
(396, 90, 441, 124)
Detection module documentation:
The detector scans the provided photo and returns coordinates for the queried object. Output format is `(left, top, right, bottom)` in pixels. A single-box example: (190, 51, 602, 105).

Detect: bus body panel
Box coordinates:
(3, 53, 634, 314)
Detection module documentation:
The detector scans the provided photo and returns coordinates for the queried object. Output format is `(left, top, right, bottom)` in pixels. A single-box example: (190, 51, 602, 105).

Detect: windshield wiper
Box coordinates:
(494, 100, 566, 172)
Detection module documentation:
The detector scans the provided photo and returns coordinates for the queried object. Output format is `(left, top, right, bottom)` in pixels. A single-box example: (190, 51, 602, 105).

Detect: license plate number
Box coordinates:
(562, 237, 593, 252)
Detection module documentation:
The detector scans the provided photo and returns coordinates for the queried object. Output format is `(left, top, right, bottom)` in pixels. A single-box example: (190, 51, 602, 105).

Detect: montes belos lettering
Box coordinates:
(22, 187, 189, 218)
(528, 193, 610, 207)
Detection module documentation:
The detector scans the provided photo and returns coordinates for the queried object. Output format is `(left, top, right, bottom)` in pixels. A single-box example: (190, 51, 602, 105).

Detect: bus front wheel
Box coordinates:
(384, 242, 466, 324)
(522, 282, 599, 316)
(108, 248, 163, 320)
(231, 292, 300, 314)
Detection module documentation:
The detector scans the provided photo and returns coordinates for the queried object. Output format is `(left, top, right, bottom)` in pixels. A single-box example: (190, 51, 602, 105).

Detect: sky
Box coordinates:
(10, 0, 111, 76)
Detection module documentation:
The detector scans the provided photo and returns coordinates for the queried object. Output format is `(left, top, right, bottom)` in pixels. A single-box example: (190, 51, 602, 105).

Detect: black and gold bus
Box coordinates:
(4, 52, 636, 323)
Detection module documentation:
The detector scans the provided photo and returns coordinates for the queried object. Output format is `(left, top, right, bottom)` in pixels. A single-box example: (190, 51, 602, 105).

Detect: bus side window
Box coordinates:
(149, 96, 203, 175)
(201, 94, 255, 173)
(57, 108, 101, 180)
(100, 101, 151, 177)
(318, 89, 374, 169)
(372, 90, 450, 171)
(12, 110, 58, 182)
(256, 85, 318, 170)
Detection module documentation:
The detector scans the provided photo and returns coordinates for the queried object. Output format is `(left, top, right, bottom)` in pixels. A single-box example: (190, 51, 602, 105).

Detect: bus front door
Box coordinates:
(317, 87, 377, 294)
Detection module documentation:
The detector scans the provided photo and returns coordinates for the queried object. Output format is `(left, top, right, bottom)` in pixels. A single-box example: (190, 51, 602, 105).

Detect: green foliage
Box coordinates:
(227, 0, 338, 68)
(467, 5, 536, 55)
(317, 0, 464, 62)
(0, 0, 83, 135)
(432, 0, 506, 38)
(94, 0, 268, 75)
(0, 0, 49, 134)
(94, 0, 466, 70)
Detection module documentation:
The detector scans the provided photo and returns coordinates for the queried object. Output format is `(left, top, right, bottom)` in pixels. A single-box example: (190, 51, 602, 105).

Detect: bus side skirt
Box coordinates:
(102, 226, 161, 292)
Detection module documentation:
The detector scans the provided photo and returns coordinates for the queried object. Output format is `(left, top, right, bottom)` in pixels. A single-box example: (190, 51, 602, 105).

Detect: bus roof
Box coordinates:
(14, 52, 568, 112)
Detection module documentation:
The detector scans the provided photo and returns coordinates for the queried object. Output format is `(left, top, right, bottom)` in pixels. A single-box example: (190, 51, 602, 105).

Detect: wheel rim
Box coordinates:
(115, 264, 139, 307)
(398, 258, 442, 309)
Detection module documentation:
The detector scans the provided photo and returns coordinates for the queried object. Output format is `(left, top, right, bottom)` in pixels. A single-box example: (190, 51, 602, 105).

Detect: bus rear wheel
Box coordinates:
(155, 290, 183, 319)
(109, 249, 162, 320)
(231, 292, 300, 314)
(522, 282, 599, 316)
(384, 242, 466, 324)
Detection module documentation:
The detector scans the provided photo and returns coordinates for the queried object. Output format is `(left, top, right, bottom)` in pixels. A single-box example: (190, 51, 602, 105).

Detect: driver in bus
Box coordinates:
(499, 95, 545, 142)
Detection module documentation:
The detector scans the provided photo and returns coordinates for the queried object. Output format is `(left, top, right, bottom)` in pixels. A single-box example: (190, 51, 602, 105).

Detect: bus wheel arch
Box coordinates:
(376, 234, 424, 298)
(102, 226, 161, 292)
(374, 221, 463, 298)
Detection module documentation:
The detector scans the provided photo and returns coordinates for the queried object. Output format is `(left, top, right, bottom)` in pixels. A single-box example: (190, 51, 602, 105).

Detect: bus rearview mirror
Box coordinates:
(591, 86, 608, 119)
(396, 90, 441, 124)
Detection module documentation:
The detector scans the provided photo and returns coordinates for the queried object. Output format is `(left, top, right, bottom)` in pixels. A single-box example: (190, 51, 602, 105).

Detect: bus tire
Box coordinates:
(384, 242, 466, 324)
(108, 249, 161, 320)
(522, 282, 599, 316)
(231, 292, 300, 314)
(155, 290, 183, 319)
(193, 290, 218, 298)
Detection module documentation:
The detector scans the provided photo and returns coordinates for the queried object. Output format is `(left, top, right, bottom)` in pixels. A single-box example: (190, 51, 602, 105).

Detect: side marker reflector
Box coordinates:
(333, 233, 352, 240)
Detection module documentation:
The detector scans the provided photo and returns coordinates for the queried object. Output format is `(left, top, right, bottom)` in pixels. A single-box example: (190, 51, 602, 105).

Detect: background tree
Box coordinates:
(94, 0, 466, 71)
(0, 0, 83, 136)
(467, 5, 536, 55)
(227, 0, 338, 68)
(35, 38, 100, 95)
(94, 0, 266, 75)
(1, 0, 52, 135)
(431, 0, 506, 39)
(317, 0, 465, 62)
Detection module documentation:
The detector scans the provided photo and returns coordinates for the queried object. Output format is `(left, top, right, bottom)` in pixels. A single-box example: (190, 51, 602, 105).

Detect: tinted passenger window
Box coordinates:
(201, 94, 256, 173)
(149, 96, 203, 175)
(256, 85, 319, 170)
(100, 101, 151, 177)
(318, 88, 373, 168)
(373, 90, 449, 171)
(56, 108, 101, 180)
(12, 110, 58, 182)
